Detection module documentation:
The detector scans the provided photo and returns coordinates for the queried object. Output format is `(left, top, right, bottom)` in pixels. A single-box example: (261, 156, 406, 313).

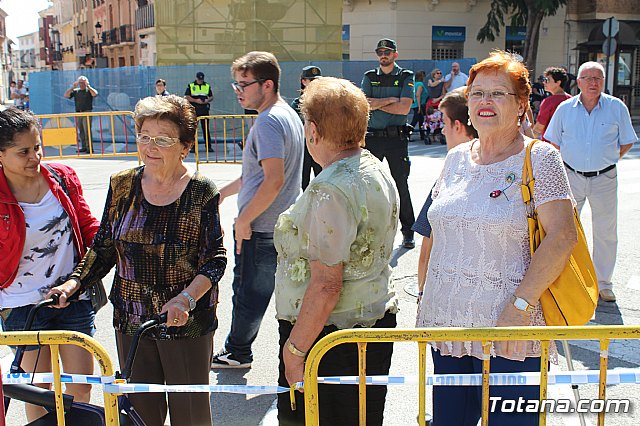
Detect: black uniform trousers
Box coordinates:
(194, 107, 211, 148)
(365, 127, 415, 236)
(302, 144, 322, 190)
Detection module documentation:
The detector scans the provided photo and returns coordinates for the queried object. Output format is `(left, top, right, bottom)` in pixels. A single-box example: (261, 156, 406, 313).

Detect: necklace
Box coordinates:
(473, 138, 522, 165)
(25, 178, 43, 204)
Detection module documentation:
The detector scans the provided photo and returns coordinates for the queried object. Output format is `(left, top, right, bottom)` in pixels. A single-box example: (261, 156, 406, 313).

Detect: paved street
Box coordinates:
(2, 138, 640, 425)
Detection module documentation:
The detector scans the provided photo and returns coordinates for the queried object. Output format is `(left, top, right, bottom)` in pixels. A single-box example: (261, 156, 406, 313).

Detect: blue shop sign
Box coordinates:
(432, 26, 466, 42)
(506, 26, 527, 41)
(342, 24, 350, 41)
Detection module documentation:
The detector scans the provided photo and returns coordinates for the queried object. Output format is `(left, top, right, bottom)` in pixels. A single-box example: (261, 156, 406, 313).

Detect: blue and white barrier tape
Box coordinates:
(103, 383, 289, 394)
(3, 369, 640, 391)
(317, 369, 640, 386)
(2, 372, 114, 385)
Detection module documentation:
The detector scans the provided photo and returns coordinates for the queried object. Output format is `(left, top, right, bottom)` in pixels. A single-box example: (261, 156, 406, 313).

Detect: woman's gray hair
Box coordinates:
(134, 95, 197, 148)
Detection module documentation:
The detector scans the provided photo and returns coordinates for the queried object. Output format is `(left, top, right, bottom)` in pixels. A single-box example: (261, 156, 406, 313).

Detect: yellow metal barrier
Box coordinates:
(303, 325, 640, 426)
(0, 330, 119, 426)
(38, 111, 139, 161)
(195, 114, 256, 168)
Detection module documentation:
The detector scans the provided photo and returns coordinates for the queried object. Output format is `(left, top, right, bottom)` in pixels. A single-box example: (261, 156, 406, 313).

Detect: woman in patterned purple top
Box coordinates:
(60, 95, 227, 425)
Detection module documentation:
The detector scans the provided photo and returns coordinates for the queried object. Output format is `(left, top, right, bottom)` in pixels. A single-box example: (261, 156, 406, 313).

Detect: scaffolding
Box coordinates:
(154, 0, 343, 65)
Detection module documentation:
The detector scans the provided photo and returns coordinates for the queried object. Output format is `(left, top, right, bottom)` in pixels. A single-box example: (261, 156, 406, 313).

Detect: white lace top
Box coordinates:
(416, 140, 575, 362)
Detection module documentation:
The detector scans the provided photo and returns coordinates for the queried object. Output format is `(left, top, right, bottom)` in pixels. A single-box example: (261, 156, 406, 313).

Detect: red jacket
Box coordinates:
(0, 163, 100, 289)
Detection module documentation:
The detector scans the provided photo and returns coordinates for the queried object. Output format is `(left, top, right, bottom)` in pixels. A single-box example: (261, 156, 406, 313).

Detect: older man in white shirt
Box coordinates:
(544, 61, 637, 302)
(443, 62, 468, 92)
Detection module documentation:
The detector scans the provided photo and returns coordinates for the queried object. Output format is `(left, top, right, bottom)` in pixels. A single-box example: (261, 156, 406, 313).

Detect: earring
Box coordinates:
(467, 118, 472, 126)
(309, 137, 314, 144)
(517, 116, 521, 127)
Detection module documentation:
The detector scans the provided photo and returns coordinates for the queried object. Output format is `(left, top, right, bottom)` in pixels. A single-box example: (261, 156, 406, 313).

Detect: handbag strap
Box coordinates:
(520, 139, 539, 217)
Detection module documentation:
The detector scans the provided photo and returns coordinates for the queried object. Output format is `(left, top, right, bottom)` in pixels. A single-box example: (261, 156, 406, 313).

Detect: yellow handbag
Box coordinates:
(520, 140, 598, 326)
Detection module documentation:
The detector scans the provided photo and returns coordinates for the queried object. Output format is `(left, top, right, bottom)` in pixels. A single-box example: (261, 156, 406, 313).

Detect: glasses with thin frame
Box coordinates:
(468, 90, 517, 101)
(136, 133, 180, 148)
(579, 76, 604, 84)
(231, 79, 264, 93)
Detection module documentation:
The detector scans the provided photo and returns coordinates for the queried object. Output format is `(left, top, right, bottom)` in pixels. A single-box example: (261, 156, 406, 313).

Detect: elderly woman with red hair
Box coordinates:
(416, 51, 577, 425)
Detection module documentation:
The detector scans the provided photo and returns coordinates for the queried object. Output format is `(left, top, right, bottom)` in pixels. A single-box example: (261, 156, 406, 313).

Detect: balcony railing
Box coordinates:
(119, 24, 134, 43)
(101, 24, 134, 46)
(102, 28, 118, 46)
(136, 3, 154, 30)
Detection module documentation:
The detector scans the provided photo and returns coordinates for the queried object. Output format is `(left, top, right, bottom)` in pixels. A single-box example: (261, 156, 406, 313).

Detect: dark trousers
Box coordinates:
(196, 112, 211, 148)
(431, 349, 541, 426)
(224, 231, 277, 361)
(302, 144, 322, 190)
(76, 114, 91, 150)
(277, 311, 396, 426)
(365, 131, 415, 235)
(410, 106, 426, 139)
(115, 331, 213, 426)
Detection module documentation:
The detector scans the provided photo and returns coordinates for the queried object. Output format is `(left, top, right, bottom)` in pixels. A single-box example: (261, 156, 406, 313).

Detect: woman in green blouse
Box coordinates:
(58, 95, 226, 426)
(275, 77, 400, 425)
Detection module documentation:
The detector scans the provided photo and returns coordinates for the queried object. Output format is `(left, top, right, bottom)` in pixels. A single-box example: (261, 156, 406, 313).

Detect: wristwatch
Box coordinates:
(511, 295, 534, 313)
(181, 291, 196, 311)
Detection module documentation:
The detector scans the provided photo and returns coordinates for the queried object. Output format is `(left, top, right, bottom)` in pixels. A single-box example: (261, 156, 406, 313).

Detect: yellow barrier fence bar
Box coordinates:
(539, 340, 550, 426)
(598, 339, 610, 426)
(37, 111, 137, 161)
(357, 342, 367, 425)
(0, 330, 119, 426)
(304, 325, 640, 426)
(481, 341, 491, 426)
(50, 344, 65, 426)
(194, 114, 257, 167)
(418, 342, 427, 426)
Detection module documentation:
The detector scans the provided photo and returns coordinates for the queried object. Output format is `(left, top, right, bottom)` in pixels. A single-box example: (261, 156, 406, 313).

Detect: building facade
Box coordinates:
(342, 0, 639, 109)
(32, 0, 640, 109)
(16, 32, 40, 81)
(0, 6, 8, 103)
(100, 0, 137, 68)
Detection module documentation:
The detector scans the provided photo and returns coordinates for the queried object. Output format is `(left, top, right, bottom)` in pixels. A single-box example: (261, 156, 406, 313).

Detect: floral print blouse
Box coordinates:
(71, 167, 226, 339)
(274, 150, 399, 329)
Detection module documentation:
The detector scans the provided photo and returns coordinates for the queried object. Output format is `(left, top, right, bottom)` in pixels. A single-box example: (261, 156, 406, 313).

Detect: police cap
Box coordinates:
(301, 66, 322, 80)
(376, 38, 397, 51)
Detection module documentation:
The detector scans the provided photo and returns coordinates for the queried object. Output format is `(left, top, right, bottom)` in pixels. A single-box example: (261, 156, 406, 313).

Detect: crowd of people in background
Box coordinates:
(0, 40, 637, 426)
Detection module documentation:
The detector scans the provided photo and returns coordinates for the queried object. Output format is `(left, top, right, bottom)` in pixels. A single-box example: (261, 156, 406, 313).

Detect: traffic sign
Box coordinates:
(603, 17, 619, 37)
(603, 38, 617, 56)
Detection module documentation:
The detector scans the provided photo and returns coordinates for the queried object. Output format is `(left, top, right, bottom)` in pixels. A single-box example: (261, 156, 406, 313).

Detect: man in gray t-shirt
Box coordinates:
(212, 51, 303, 369)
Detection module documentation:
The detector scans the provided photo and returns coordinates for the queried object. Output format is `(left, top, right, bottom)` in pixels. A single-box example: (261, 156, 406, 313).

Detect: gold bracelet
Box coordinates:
(286, 339, 307, 357)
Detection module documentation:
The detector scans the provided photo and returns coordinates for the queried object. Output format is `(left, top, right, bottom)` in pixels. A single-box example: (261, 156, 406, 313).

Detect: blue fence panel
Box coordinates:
(28, 59, 477, 117)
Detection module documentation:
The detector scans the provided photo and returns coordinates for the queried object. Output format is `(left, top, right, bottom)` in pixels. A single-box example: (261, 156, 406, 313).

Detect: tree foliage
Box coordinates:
(477, 0, 567, 76)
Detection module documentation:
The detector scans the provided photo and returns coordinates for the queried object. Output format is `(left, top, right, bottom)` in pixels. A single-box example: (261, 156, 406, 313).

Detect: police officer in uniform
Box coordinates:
(361, 38, 416, 248)
(291, 65, 323, 190)
(185, 71, 214, 148)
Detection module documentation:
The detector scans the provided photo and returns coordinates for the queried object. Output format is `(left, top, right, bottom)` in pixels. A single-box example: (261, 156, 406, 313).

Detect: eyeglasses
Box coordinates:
(435, 72, 442, 74)
(541, 77, 549, 82)
(231, 79, 264, 93)
(136, 133, 180, 148)
(468, 90, 517, 101)
(578, 76, 604, 84)
(375, 49, 394, 57)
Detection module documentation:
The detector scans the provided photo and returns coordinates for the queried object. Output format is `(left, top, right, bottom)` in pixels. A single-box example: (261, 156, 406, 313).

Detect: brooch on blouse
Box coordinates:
(489, 172, 517, 200)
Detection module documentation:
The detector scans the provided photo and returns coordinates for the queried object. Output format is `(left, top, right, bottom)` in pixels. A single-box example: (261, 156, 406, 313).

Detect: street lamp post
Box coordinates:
(94, 22, 103, 63)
